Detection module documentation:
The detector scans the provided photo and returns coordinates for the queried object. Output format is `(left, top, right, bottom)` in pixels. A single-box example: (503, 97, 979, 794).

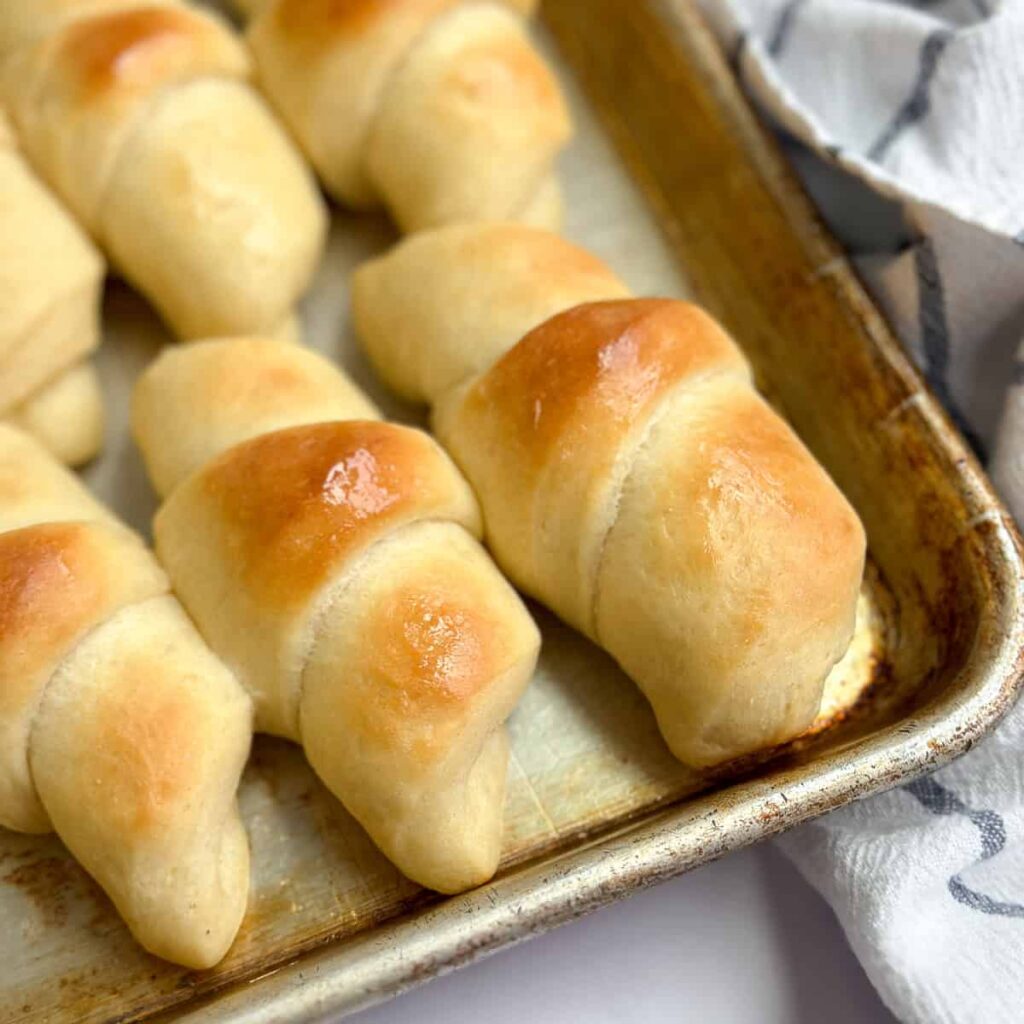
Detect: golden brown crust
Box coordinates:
(297, 518, 539, 890)
(55, 6, 244, 103)
(29, 593, 253, 967)
(195, 420, 478, 609)
(429, 293, 866, 765)
(0, 429, 253, 966)
(131, 337, 380, 496)
(461, 299, 748, 473)
(0, 518, 168, 832)
(301, 524, 536, 762)
(271, 0, 454, 49)
(352, 568, 512, 762)
(0, 524, 110, 701)
(375, 590, 491, 707)
(0, 521, 167, 701)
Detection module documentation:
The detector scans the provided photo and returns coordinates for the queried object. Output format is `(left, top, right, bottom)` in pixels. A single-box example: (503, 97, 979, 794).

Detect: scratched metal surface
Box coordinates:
(2, 1, 1022, 1022)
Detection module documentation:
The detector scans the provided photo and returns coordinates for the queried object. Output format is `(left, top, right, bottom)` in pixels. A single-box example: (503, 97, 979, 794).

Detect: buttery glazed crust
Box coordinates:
(0, 0, 326, 339)
(191, 421, 480, 610)
(133, 339, 540, 891)
(0, 425, 252, 968)
(243, 0, 569, 228)
(354, 224, 867, 766)
(301, 519, 537, 892)
(437, 300, 752, 636)
(0, 520, 166, 832)
(154, 419, 483, 737)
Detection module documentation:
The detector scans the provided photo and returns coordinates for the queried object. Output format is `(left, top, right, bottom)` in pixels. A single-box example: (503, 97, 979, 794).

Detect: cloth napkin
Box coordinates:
(697, 2, 1024, 1021)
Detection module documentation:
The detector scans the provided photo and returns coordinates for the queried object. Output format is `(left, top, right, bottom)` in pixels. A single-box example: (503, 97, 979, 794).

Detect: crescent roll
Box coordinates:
(132, 338, 540, 893)
(353, 224, 867, 767)
(0, 0, 326, 340)
(234, 0, 569, 232)
(0, 424, 252, 968)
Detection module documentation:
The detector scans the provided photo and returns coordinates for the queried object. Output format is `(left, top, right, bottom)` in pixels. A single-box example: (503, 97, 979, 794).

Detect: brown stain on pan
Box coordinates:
(2, 853, 111, 934)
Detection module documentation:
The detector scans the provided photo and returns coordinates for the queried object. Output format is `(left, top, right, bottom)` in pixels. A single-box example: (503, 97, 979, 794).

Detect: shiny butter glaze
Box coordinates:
(195, 420, 478, 608)
(462, 299, 749, 471)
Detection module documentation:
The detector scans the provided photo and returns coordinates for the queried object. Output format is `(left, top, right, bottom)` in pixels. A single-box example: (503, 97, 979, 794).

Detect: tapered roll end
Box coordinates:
(300, 520, 539, 893)
(30, 596, 254, 969)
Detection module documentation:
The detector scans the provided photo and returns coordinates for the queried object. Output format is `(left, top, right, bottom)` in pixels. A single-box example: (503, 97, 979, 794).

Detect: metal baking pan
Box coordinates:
(4, 0, 1023, 1021)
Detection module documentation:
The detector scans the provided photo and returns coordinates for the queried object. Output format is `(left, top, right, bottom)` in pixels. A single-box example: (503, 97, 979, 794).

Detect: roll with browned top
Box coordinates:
(353, 224, 867, 767)
(0, 0, 326, 339)
(131, 338, 540, 893)
(0, 424, 253, 968)
(231, 0, 569, 232)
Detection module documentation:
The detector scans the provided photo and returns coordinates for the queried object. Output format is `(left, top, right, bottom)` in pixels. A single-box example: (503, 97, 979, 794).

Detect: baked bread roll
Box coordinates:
(132, 338, 540, 893)
(234, 0, 569, 232)
(0, 110, 104, 464)
(0, 0, 326, 340)
(0, 424, 252, 968)
(353, 224, 867, 767)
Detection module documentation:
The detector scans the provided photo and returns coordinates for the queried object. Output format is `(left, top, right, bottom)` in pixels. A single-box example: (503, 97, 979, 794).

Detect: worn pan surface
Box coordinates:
(2, 1, 1022, 1021)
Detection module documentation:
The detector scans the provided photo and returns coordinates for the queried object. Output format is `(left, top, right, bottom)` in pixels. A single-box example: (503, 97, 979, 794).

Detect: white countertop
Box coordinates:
(352, 843, 896, 1023)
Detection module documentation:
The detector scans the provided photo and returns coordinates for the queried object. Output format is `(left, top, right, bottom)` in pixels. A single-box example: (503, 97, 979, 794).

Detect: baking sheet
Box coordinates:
(0, 14, 888, 1024)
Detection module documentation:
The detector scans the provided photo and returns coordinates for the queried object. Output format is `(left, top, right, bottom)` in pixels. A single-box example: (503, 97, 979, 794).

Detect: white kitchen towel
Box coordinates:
(696, 2, 1024, 1022)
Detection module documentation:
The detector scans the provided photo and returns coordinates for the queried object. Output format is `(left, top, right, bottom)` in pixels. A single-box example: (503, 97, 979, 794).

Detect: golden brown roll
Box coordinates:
(0, 0, 326, 340)
(0, 424, 252, 968)
(353, 224, 867, 766)
(235, 0, 570, 232)
(132, 338, 540, 893)
(0, 110, 104, 464)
